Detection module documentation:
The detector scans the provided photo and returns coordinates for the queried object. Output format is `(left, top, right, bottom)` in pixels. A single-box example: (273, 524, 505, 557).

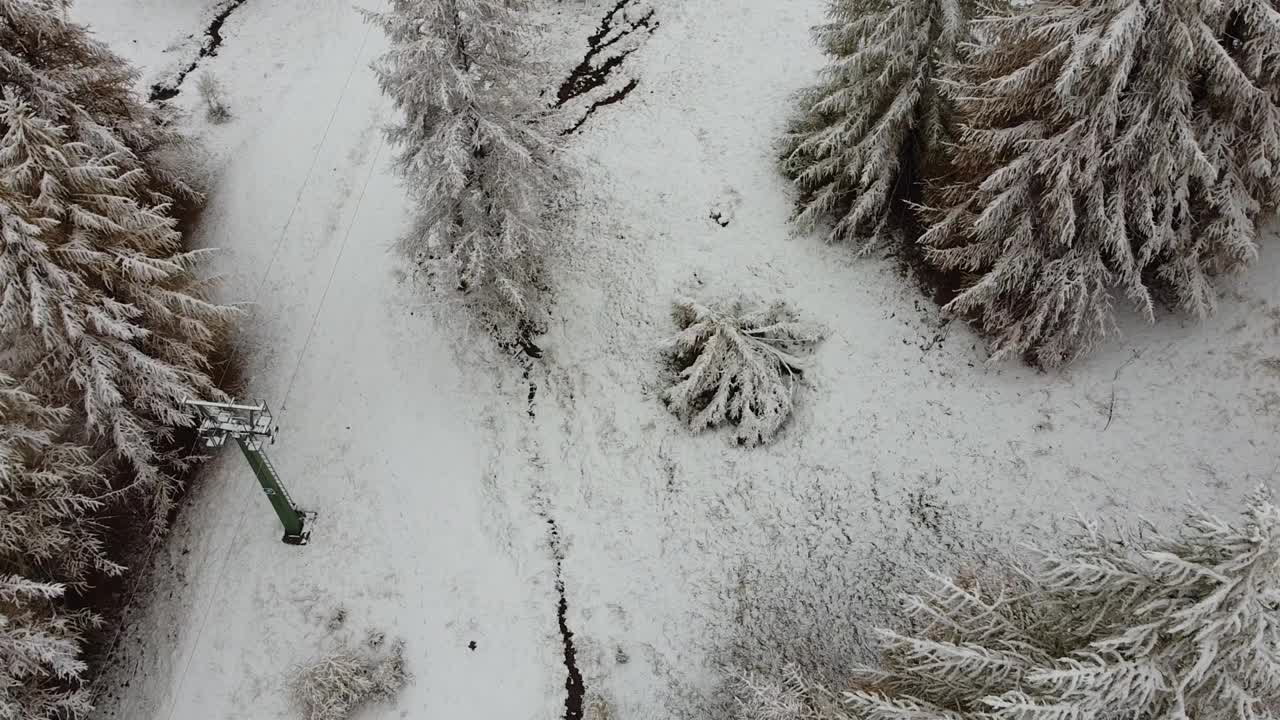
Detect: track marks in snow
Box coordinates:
(148, 0, 249, 101)
(554, 0, 658, 135)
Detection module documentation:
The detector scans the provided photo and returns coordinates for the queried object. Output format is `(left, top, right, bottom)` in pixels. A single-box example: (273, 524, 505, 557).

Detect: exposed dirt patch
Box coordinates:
(562, 79, 639, 136)
(554, 0, 657, 135)
(534, 511, 585, 720)
(149, 0, 250, 102)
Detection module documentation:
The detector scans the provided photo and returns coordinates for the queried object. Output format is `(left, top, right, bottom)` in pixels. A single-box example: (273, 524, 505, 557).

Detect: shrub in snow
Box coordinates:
(662, 297, 825, 447)
(735, 490, 1280, 720)
(0, 0, 202, 206)
(364, 0, 564, 345)
(922, 0, 1280, 366)
(0, 100, 237, 530)
(781, 0, 971, 248)
(197, 72, 231, 123)
(732, 666, 849, 720)
(292, 640, 409, 720)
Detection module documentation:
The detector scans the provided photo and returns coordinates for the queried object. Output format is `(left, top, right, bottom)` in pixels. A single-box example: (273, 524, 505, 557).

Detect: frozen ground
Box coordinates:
(75, 0, 1280, 719)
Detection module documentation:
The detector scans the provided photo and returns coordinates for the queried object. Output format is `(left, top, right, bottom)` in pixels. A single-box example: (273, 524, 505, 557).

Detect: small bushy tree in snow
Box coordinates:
(292, 639, 409, 720)
(197, 72, 231, 124)
(662, 297, 825, 447)
(365, 0, 563, 344)
(923, 0, 1280, 366)
(781, 0, 971, 248)
(733, 665, 850, 720)
(0, 101, 235, 529)
(735, 489, 1280, 720)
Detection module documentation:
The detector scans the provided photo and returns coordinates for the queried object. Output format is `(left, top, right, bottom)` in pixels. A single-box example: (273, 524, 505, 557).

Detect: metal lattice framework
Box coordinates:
(184, 399, 314, 545)
(186, 399, 275, 448)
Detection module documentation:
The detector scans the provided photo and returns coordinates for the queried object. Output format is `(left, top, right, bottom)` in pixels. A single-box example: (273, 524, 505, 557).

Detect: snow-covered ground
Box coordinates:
(75, 0, 1280, 719)
(76, 0, 229, 93)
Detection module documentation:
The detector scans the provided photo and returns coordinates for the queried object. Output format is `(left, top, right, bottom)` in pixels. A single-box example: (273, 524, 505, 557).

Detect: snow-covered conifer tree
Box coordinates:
(733, 665, 852, 720)
(0, 575, 93, 720)
(365, 0, 562, 344)
(923, 0, 1280, 366)
(0, 375, 120, 587)
(1190, 0, 1280, 290)
(736, 490, 1280, 720)
(0, 0, 200, 205)
(662, 296, 825, 446)
(0, 100, 235, 529)
(0, 376, 117, 720)
(781, 0, 970, 248)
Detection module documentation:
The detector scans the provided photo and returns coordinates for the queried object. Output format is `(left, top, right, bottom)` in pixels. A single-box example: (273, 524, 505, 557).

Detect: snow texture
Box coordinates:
(663, 296, 825, 446)
(69, 1, 1280, 720)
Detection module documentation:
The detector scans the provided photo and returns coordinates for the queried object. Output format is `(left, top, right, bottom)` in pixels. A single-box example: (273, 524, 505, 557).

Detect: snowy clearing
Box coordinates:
(76, 0, 1280, 719)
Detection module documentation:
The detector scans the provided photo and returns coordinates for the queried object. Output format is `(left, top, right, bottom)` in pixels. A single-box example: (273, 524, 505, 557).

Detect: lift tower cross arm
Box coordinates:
(184, 399, 315, 545)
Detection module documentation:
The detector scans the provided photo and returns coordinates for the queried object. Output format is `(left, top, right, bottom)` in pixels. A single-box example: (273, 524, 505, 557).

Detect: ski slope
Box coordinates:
(74, 1, 1280, 718)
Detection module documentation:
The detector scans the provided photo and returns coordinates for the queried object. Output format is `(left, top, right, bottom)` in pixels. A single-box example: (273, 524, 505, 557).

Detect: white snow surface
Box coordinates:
(73, 0, 1280, 718)
(72, 0, 228, 93)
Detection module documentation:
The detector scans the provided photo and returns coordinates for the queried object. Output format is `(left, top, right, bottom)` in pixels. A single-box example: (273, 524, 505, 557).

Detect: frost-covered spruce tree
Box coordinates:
(0, 376, 116, 720)
(0, 0, 200, 206)
(1195, 0, 1280, 281)
(0, 101, 235, 530)
(923, 0, 1280, 366)
(662, 296, 825, 446)
(0, 575, 93, 720)
(365, 0, 561, 344)
(733, 665, 853, 720)
(0, 375, 120, 588)
(736, 490, 1280, 720)
(781, 0, 971, 248)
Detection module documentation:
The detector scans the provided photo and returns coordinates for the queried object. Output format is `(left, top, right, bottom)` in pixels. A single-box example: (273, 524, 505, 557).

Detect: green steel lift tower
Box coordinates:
(184, 399, 315, 545)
